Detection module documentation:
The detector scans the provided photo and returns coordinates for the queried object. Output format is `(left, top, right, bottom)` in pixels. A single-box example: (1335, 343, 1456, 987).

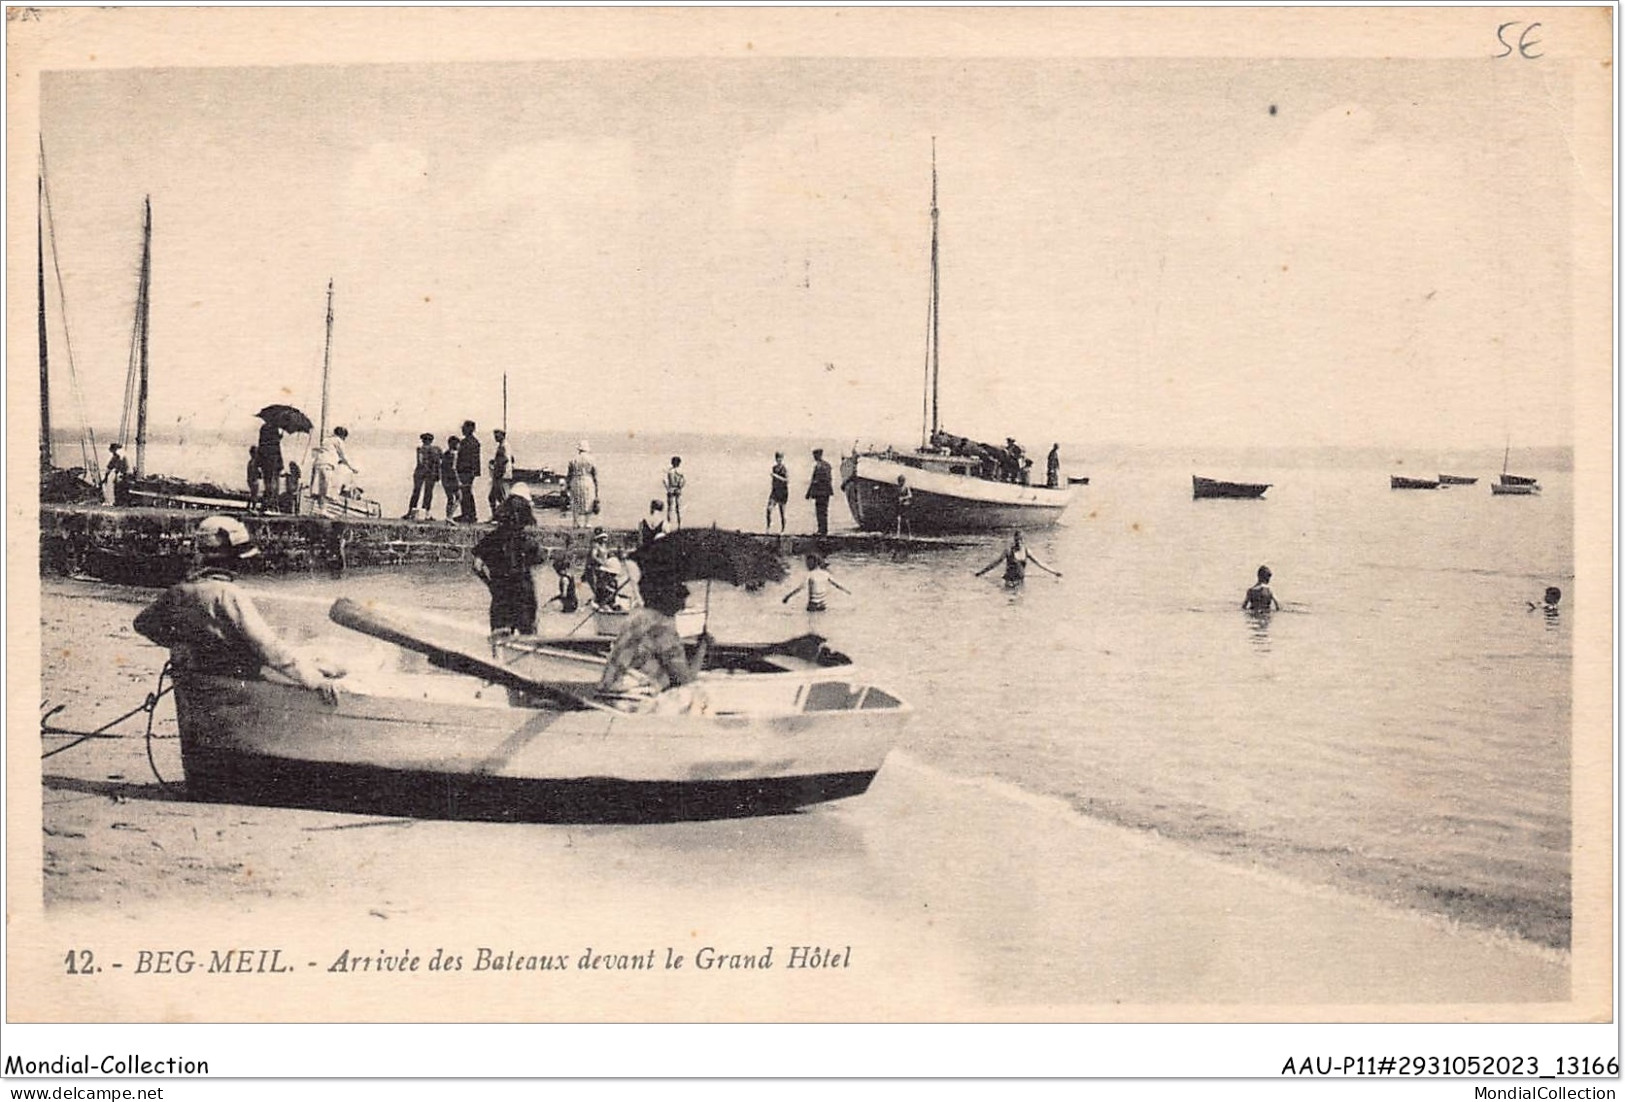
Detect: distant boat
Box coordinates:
(840, 144, 1072, 534)
(1498, 444, 1539, 488)
(1438, 474, 1478, 485)
(1192, 476, 1269, 500)
(1390, 476, 1441, 490)
(1490, 482, 1539, 496)
(1066, 476, 1090, 486)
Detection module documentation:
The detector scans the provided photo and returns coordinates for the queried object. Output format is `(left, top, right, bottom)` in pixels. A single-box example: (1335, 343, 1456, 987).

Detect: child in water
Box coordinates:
(1528, 586, 1562, 613)
(545, 557, 580, 614)
(782, 554, 850, 612)
(975, 531, 1060, 588)
(1242, 565, 1281, 612)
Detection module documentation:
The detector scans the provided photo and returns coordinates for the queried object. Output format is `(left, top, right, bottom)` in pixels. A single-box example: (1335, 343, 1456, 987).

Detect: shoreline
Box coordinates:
(28, 579, 1572, 1014)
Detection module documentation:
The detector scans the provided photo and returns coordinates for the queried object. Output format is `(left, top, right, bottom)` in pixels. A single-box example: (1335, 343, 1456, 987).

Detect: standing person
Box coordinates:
(1242, 565, 1281, 612)
(487, 429, 511, 517)
(439, 436, 461, 522)
(101, 442, 131, 506)
(766, 451, 789, 533)
(455, 420, 481, 523)
(283, 462, 302, 513)
(256, 421, 285, 511)
(805, 447, 835, 536)
(133, 515, 344, 703)
(663, 456, 685, 528)
(472, 493, 547, 635)
(782, 554, 851, 612)
(313, 426, 359, 504)
(894, 475, 914, 538)
(405, 432, 441, 519)
(976, 531, 1061, 588)
(246, 446, 263, 511)
(1046, 443, 1061, 489)
(567, 441, 599, 529)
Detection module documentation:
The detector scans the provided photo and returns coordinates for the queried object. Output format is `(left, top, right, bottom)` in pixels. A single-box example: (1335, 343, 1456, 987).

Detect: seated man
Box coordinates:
(596, 577, 710, 713)
(133, 515, 344, 701)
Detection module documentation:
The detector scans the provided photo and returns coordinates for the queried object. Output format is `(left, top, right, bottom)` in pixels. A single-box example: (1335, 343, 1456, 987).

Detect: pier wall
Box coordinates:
(40, 505, 975, 586)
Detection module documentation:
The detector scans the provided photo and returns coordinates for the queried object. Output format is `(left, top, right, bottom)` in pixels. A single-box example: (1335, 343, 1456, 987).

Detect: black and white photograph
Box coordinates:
(4, 5, 1614, 1085)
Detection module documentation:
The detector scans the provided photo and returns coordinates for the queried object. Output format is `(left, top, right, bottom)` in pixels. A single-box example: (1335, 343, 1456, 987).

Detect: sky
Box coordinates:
(32, 50, 1585, 454)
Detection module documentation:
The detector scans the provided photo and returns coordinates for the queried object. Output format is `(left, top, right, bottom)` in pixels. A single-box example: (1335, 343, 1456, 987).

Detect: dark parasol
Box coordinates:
(255, 404, 314, 435)
(632, 525, 789, 589)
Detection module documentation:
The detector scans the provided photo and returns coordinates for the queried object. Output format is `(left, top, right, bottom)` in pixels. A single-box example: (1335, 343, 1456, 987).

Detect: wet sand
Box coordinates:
(21, 579, 1571, 1021)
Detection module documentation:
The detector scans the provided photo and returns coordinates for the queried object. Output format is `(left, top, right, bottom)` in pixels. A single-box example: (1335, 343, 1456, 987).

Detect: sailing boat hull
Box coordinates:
(841, 454, 1071, 533)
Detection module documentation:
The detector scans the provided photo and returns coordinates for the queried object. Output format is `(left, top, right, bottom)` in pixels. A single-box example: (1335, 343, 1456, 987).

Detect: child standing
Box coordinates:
(663, 456, 685, 528)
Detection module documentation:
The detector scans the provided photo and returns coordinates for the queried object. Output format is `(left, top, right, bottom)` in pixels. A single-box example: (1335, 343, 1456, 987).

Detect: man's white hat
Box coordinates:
(577, 439, 590, 452)
(196, 515, 260, 559)
(507, 482, 531, 500)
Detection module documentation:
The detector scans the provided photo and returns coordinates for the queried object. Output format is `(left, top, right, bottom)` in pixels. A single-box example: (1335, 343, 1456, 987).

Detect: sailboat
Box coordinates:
(37, 148, 105, 505)
(1496, 443, 1539, 490)
(840, 146, 1073, 533)
(114, 198, 252, 512)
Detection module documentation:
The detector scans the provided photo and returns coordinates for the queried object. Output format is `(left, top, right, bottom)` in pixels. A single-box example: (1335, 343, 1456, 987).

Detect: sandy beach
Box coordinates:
(18, 578, 1573, 1024)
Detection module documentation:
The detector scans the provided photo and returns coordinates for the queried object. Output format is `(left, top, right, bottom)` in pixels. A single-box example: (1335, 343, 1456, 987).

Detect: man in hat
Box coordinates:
(439, 436, 461, 522)
(455, 420, 482, 523)
(805, 447, 835, 536)
(134, 515, 344, 703)
(472, 489, 546, 635)
(486, 428, 512, 517)
(405, 432, 442, 519)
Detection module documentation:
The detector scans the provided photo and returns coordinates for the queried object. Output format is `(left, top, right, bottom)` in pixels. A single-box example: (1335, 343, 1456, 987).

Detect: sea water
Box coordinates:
(119, 434, 1574, 949)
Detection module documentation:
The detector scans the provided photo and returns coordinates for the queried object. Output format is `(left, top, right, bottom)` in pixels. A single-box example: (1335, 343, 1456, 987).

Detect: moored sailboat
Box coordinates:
(840, 145, 1072, 534)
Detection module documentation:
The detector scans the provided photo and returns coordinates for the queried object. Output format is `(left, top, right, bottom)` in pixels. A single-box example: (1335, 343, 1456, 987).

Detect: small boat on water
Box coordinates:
(1066, 476, 1091, 486)
(1490, 482, 1540, 496)
(1390, 476, 1441, 490)
(840, 144, 1072, 533)
(511, 465, 570, 511)
(1192, 476, 1270, 500)
(168, 598, 906, 823)
(1497, 444, 1539, 489)
(1438, 474, 1478, 486)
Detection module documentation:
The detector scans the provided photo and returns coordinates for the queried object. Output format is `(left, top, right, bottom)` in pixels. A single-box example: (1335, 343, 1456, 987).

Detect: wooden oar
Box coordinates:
(328, 598, 615, 713)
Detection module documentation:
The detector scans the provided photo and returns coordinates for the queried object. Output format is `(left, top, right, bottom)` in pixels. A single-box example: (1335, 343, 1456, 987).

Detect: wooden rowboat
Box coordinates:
(1192, 476, 1270, 500)
(165, 599, 906, 823)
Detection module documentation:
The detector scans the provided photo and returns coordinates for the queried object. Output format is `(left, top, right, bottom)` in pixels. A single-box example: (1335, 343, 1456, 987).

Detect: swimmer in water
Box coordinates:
(1242, 565, 1281, 612)
(1528, 586, 1562, 613)
(975, 531, 1061, 588)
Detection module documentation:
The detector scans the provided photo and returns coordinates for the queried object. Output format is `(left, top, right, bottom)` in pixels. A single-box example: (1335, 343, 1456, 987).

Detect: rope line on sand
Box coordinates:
(41, 665, 176, 771)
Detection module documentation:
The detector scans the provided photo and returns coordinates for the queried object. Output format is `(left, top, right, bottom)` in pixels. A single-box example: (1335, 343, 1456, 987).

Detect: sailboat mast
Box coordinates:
(133, 197, 152, 478)
(38, 173, 52, 474)
(318, 279, 334, 447)
(502, 372, 509, 435)
(920, 140, 942, 449)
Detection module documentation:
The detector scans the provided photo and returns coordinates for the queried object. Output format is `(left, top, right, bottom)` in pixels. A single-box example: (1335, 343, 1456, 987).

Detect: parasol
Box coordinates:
(631, 526, 789, 589)
(255, 404, 314, 435)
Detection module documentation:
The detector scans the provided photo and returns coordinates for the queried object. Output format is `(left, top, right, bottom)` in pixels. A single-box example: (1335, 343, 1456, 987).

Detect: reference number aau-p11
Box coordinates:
(1281, 1055, 1620, 1077)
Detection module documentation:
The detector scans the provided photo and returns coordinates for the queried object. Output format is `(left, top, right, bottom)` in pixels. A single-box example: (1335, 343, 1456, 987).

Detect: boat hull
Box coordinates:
(594, 607, 707, 639)
(1192, 476, 1270, 500)
(840, 454, 1071, 533)
(171, 669, 903, 823)
(1499, 473, 1539, 487)
(1437, 474, 1478, 486)
(1490, 482, 1539, 496)
(1390, 476, 1440, 490)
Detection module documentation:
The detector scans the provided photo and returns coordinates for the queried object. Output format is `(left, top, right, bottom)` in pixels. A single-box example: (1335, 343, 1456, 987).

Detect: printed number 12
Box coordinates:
(64, 949, 94, 974)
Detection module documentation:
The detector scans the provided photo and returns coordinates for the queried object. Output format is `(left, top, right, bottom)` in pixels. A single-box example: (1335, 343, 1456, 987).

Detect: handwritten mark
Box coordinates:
(1495, 21, 1544, 59)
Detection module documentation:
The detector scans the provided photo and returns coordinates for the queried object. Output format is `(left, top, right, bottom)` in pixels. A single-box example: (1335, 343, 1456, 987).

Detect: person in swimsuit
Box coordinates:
(976, 531, 1060, 587)
(1242, 565, 1281, 611)
(782, 554, 850, 612)
(766, 451, 790, 533)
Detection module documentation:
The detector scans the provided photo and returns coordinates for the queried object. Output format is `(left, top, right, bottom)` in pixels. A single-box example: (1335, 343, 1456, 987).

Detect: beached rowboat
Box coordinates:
(168, 600, 907, 823)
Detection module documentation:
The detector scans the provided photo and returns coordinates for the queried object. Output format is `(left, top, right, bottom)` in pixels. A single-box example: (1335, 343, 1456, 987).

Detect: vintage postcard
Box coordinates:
(4, 5, 1614, 1081)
